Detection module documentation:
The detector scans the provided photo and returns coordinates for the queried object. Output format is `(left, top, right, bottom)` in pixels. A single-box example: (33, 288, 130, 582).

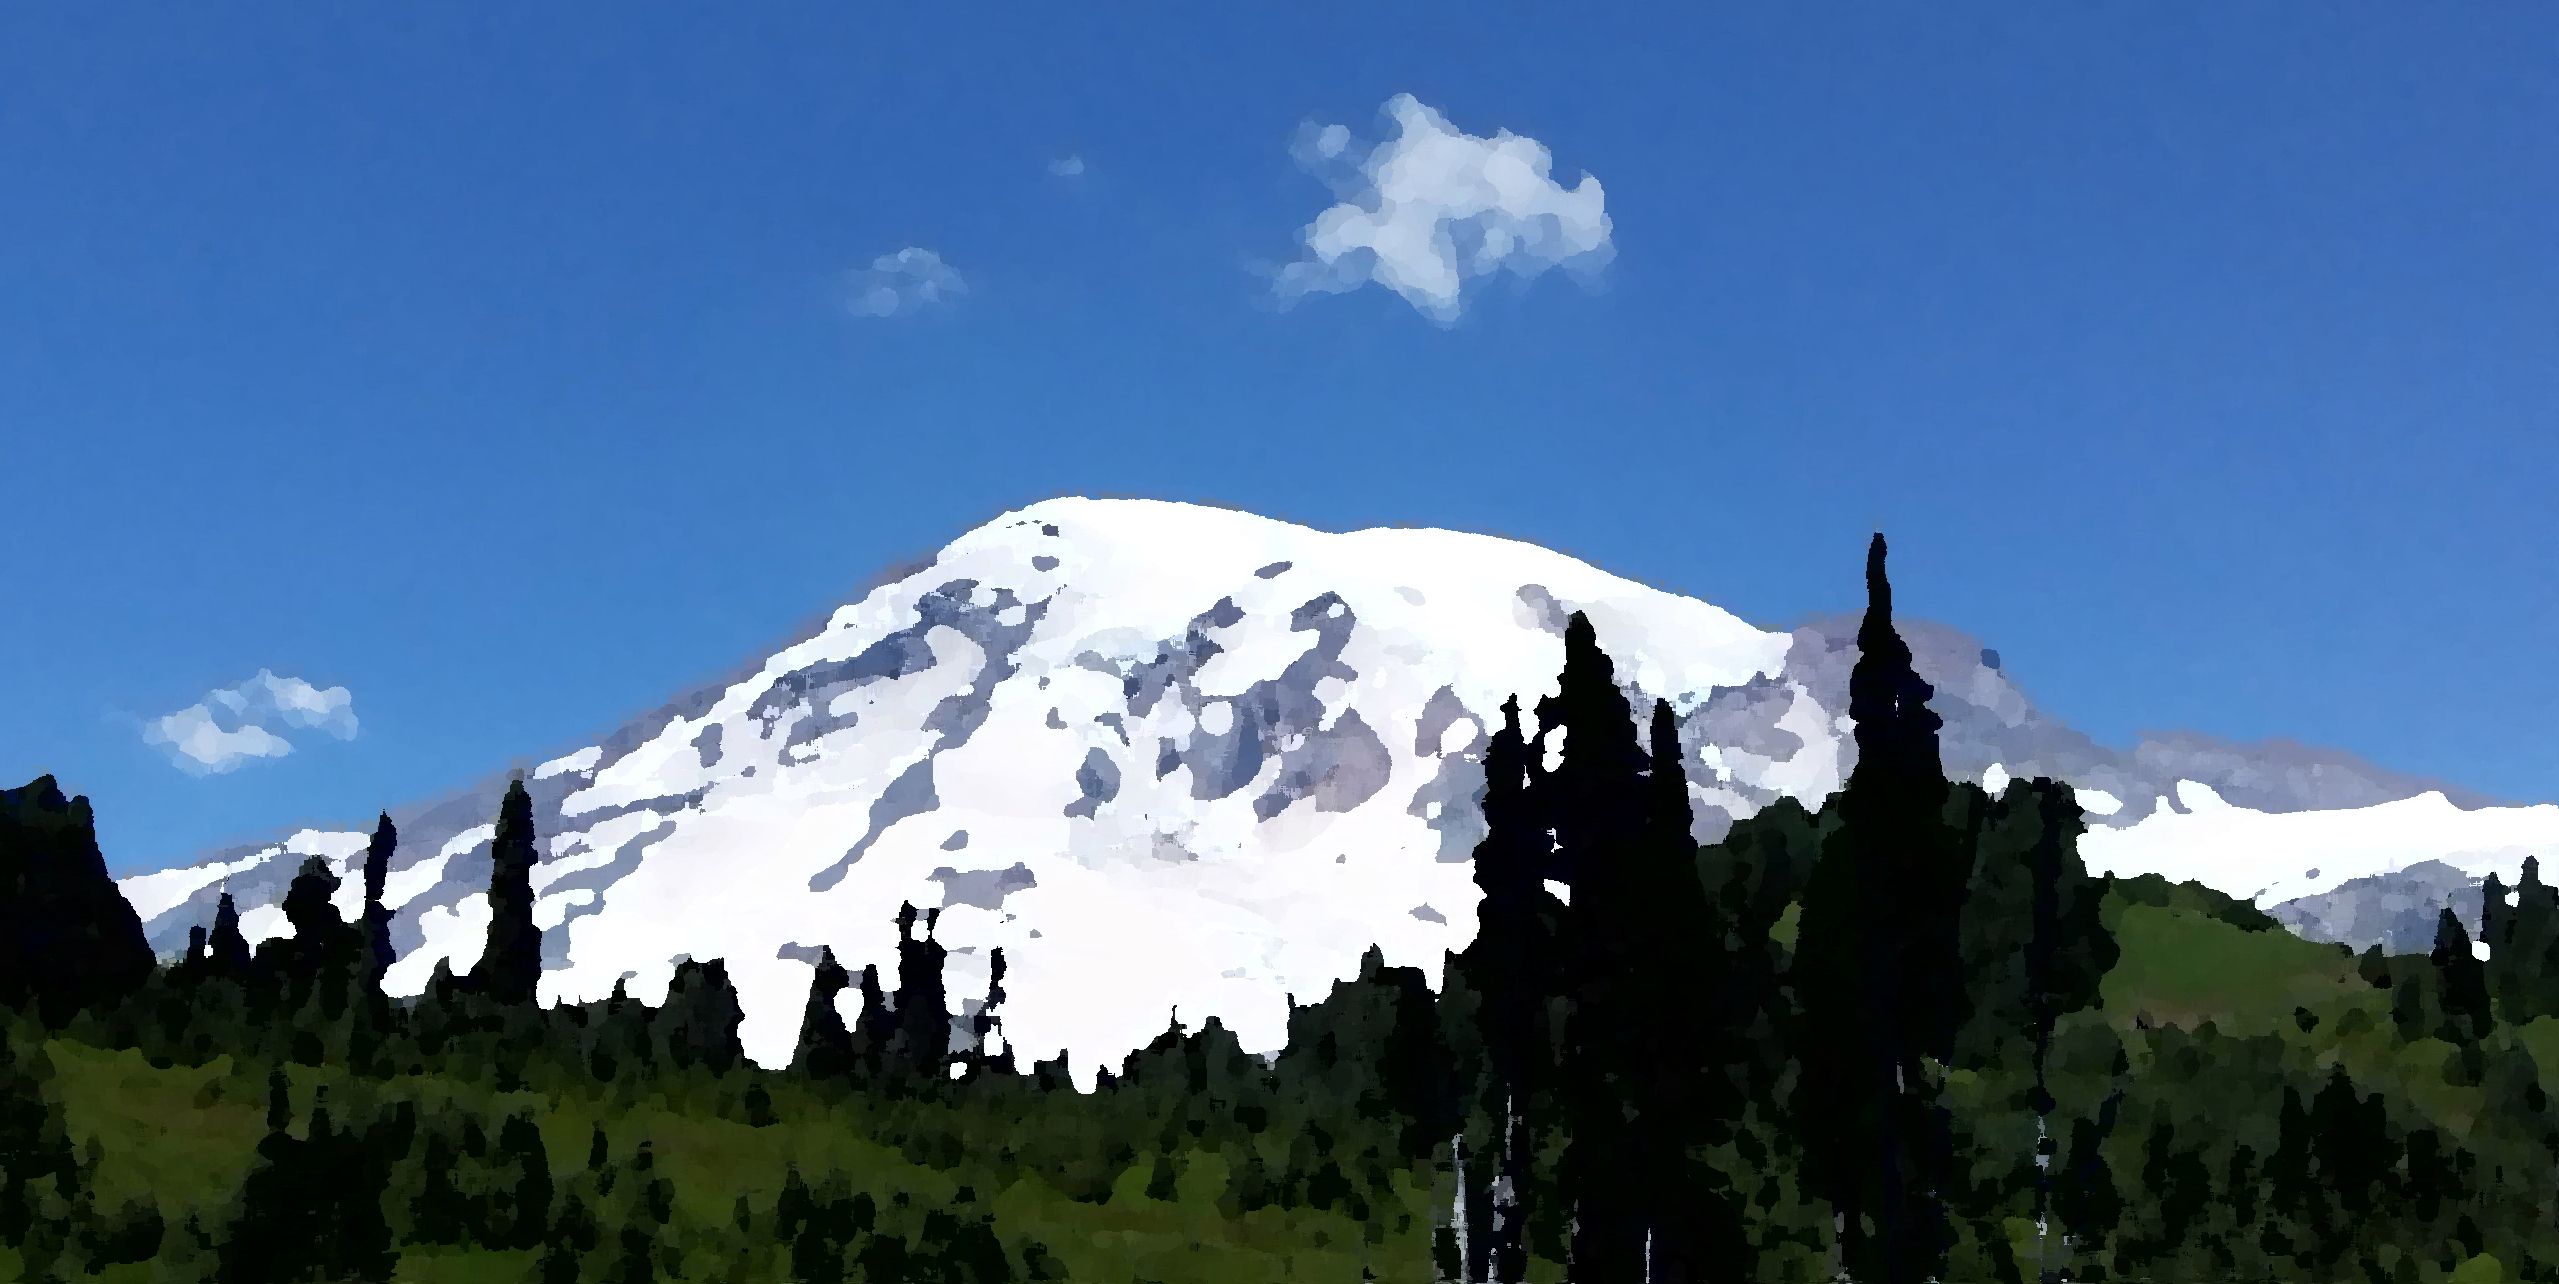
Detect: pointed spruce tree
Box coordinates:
(2433, 905, 2493, 1045)
(888, 902, 953, 1087)
(1542, 610, 1660, 1284)
(796, 947, 856, 1081)
(208, 890, 253, 978)
(1788, 532, 1969, 1284)
(1623, 695, 1745, 1284)
(361, 813, 397, 980)
(1445, 694, 1567, 1284)
(470, 778, 544, 1007)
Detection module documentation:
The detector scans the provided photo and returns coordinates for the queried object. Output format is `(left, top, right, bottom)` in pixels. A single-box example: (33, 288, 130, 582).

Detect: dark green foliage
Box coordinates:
(0, 776, 155, 1024)
(2432, 906, 2494, 1044)
(1954, 778, 2117, 1073)
(496, 1111, 554, 1249)
(0, 1032, 81, 1252)
(654, 957, 747, 1073)
(217, 1086, 398, 1283)
(1275, 947, 1454, 1162)
(2102, 869, 2285, 933)
(470, 777, 545, 1006)
(2496, 856, 2559, 1024)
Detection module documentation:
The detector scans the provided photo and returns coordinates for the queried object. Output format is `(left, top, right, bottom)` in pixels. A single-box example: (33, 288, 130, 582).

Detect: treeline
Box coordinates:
(2, 536, 2558, 1281)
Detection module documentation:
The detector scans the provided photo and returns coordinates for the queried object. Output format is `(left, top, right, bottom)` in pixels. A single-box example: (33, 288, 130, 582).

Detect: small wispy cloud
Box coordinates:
(1047, 154, 1086, 179)
(848, 247, 967, 319)
(144, 670, 358, 776)
(1272, 93, 1613, 325)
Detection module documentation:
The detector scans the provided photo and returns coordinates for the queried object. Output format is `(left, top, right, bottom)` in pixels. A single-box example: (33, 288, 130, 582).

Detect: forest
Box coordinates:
(3, 536, 2556, 1284)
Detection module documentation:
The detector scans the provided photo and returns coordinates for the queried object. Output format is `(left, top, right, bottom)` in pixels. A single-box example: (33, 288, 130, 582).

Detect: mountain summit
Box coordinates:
(116, 498, 2559, 1077)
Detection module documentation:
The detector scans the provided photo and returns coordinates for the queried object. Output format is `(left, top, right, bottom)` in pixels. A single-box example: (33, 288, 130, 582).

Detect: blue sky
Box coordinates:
(4, 6, 2551, 875)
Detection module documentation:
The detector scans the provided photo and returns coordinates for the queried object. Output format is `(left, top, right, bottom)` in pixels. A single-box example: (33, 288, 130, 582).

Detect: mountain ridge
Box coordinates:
(113, 496, 2559, 1078)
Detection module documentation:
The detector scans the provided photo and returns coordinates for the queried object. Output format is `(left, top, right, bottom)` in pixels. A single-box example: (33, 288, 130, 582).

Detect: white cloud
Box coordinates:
(144, 669, 358, 775)
(1273, 93, 1612, 325)
(848, 247, 967, 319)
(1048, 154, 1086, 178)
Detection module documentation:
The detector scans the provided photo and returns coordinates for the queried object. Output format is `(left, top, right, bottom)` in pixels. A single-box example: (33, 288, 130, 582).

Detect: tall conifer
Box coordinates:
(208, 891, 252, 977)
(1789, 533, 1966, 1284)
(1447, 694, 1564, 1284)
(2432, 907, 2493, 1045)
(889, 903, 953, 1085)
(361, 813, 397, 980)
(796, 947, 855, 1080)
(471, 779, 544, 1007)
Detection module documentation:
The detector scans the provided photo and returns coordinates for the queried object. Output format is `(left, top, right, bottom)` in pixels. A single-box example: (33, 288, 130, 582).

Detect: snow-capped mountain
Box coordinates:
(116, 498, 2559, 1078)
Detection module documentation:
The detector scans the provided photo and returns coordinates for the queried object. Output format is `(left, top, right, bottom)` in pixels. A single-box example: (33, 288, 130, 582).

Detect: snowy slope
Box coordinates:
(116, 497, 2559, 1079)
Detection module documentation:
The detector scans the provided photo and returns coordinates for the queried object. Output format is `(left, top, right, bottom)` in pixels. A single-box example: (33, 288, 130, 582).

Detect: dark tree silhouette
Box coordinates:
(208, 890, 254, 978)
(973, 946, 1013, 1075)
(889, 902, 953, 1086)
(361, 812, 398, 980)
(0, 776, 155, 1024)
(655, 958, 747, 1074)
(1789, 533, 1970, 1284)
(1445, 693, 1566, 1284)
(1539, 610, 1659, 1284)
(2432, 906, 2493, 1045)
(470, 778, 545, 1006)
(796, 946, 856, 1080)
(853, 962, 896, 1085)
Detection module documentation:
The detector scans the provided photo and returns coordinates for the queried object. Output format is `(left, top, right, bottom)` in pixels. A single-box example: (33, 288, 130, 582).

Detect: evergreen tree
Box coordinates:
(2500, 857, 2559, 1024)
(1954, 776, 2120, 1273)
(2051, 1052, 2129, 1277)
(1788, 533, 1968, 1284)
(0, 776, 155, 1024)
(853, 963, 896, 1084)
(496, 1111, 555, 1250)
(255, 855, 367, 987)
(207, 890, 253, 978)
(1508, 610, 1737, 1282)
(1627, 696, 1742, 1283)
(972, 946, 1013, 1075)
(217, 1086, 396, 1283)
(470, 777, 545, 1006)
(888, 902, 953, 1086)
(654, 958, 747, 1074)
(796, 946, 856, 1080)
(2433, 906, 2493, 1045)
(1445, 693, 1566, 1284)
(361, 812, 398, 980)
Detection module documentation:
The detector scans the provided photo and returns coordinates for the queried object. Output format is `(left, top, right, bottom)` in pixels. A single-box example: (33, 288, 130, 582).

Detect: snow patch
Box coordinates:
(2081, 790, 2559, 908)
(537, 746, 604, 779)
